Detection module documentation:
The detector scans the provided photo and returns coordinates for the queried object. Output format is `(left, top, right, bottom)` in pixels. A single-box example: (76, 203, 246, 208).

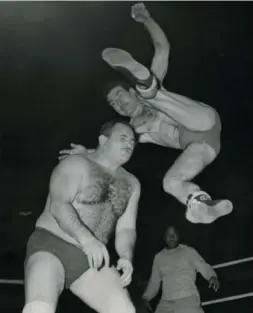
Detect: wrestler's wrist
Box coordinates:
(79, 234, 97, 247)
(118, 254, 133, 263)
(209, 274, 217, 281)
(143, 16, 154, 27)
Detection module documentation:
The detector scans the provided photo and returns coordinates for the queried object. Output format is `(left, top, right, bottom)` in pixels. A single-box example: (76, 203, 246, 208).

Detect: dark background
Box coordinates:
(0, 2, 253, 312)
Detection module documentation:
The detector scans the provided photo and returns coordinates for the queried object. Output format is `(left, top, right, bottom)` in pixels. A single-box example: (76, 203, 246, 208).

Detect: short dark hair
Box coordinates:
(99, 119, 138, 143)
(164, 225, 179, 237)
(102, 79, 132, 99)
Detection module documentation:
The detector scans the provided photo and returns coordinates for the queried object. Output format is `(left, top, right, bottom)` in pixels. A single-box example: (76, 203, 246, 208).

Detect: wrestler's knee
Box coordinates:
(162, 176, 182, 194)
(22, 301, 55, 313)
(199, 106, 216, 131)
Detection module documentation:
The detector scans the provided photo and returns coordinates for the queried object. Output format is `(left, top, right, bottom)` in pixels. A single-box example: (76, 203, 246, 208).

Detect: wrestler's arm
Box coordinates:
(49, 156, 95, 246)
(115, 177, 141, 261)
(146, 19, 170, 84)
(132, 3, 170, 83)
(142, 254, 162, 301)
(58, 143, 94, 160)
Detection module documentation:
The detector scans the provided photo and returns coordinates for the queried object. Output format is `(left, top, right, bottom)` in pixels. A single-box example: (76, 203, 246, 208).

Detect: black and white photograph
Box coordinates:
(0, 2, 252, 313)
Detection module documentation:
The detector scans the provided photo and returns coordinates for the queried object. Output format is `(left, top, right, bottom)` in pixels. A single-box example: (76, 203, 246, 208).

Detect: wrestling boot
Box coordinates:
(102, 48, 157, 98)
(186, 191, 233, 224)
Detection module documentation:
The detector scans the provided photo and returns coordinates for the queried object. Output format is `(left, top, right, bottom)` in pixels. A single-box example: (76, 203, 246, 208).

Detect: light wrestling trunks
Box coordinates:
(25, 227, 90, 288)
(178, 109, 221, 155)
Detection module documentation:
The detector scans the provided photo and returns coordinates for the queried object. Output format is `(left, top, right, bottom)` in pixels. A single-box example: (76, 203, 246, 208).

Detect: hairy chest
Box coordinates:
(74, 169, 132, 217)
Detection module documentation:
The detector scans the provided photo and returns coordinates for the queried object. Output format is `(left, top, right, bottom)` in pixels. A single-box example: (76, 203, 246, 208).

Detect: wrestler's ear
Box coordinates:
(98, 134, 108, 146)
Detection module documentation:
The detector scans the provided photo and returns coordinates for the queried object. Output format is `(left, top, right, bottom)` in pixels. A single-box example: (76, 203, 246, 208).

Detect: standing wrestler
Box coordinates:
(23, 120, 140, 313)
(100, 3, 233, 224)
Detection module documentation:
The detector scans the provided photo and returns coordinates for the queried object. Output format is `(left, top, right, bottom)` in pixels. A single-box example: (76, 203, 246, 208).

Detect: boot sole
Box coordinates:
(102, 48, 152, 87)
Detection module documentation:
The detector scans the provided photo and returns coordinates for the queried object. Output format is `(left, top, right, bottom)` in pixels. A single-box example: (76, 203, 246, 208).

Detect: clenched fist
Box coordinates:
(117, 258, 133, 287)
(131, 3, 151, 24)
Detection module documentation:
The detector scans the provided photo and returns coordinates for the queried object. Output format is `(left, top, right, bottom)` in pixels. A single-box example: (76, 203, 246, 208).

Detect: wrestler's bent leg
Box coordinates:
(22, 252, 65, 313)
(102, 48, 157, 99)
(102, 48, 153, 88)
(102, 47, 216, 131)
(163, 142, 232, 223)
(146, 92, 216, 132)
(70, 266, 135, 313)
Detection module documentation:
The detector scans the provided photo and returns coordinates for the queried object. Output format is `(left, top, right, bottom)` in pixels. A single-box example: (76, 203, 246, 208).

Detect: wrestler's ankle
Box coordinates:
(187, 191, 212, 207)
(136, 76, 158, 99)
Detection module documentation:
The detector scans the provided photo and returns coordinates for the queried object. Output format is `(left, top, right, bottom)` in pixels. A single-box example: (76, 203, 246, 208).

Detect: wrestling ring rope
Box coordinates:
(0, 256, 252, 309)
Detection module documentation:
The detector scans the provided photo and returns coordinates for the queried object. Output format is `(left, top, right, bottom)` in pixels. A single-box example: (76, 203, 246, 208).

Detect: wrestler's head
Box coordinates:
(98, 120, 137, 165)
(164, 225, 180, 249)
(105, 81, 142, 117)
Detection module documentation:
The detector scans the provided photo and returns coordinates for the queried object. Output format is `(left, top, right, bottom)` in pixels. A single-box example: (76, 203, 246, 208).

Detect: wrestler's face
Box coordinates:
(107, 86, 140, 117)
(164, 226, 180, 249)
(106, 123, 136, 164)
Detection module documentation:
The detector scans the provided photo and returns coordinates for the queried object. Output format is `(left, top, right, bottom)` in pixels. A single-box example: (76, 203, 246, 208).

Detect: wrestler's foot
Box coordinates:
(186, 193, 233, 224)
(102, 48, 153, 88)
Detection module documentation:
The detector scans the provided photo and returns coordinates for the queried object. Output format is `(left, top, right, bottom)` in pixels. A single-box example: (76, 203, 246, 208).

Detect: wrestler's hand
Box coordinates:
(209, 276, 220, 292)
(82, 238, 110, 270)
(131, 3, 151, 24)
(116, 258, 133, 287)
(58, 143, 95, 160)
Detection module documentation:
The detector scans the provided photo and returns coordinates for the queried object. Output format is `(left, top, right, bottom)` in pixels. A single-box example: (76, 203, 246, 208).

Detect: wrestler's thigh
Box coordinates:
(70, 266, 135, 313)
(24, 251, 65, 306)
(164, 142, 216, 181)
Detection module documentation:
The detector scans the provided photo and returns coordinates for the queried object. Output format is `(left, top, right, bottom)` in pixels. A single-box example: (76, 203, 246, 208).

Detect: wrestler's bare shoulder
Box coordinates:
(49, 155, 100, 192)
(56, 154, 97, 174)
(59, 154, 91, 165)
